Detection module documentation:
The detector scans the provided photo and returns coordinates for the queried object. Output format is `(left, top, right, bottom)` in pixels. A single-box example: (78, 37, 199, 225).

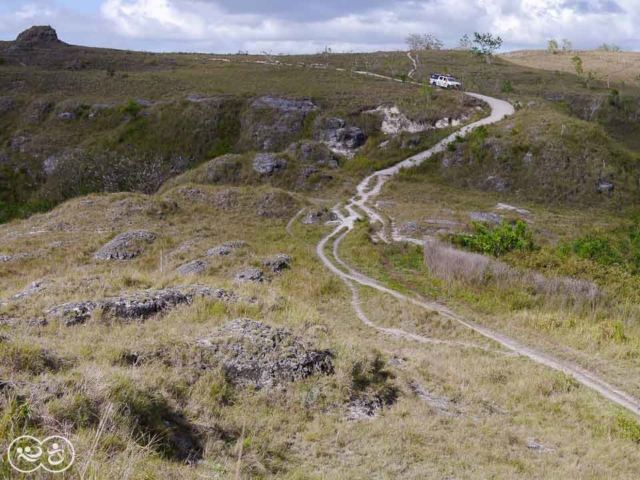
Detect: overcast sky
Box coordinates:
(0, 0, 638, 54)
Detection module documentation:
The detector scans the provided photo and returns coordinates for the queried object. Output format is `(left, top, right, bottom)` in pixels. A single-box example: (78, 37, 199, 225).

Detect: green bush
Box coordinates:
(501, 80, 514, 93)
(120, 99, 142, 119)
(560, 222, 640, 273)
(453, 220, 537, 257)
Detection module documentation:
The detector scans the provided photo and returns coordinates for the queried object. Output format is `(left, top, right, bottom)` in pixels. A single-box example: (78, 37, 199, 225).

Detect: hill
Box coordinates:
(501, 49, 640, 85)
(3, 27, 640, 478)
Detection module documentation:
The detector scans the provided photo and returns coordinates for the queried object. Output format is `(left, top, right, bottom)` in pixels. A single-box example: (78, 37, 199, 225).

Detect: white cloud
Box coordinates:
(0, 0, 638, 53)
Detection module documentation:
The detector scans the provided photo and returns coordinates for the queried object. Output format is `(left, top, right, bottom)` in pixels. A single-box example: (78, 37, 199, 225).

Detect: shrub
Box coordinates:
(120, 99, 142, 119)
(501, 80, 514, 93)
(452, 220, 537, 257)
(616, 415, 640, 443)
(0, 57, 5, 66)
(561, 224, 640, 274)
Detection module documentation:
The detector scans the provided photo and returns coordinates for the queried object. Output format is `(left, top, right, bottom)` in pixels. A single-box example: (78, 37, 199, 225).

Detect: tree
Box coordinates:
(405, 33, 444, 51)
(471, 32, 503, 64)
(598, 43, 621, 52)
(562, 38, 573, 53)
(459, 34, 473, 50)
(572, 54, 597, 89)
(547, 39, 559, 53)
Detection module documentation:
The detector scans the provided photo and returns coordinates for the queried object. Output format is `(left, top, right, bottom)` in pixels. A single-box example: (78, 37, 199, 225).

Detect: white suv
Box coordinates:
(429, 74, 462, 89)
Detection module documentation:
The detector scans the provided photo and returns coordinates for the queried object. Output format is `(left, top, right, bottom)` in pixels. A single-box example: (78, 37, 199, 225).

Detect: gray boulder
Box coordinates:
(469, 212, 503, 225)
(175, 260, 210, 276)
(94, 230, 156, 261)
(235, 267, 264, 283)
(302, 208, 339, 225)
(48, 285, 230, 325)
(195, 319, 334, 389)
(252, 153, 287, 175)
(47, 301, 97, 326)
(207, 241, 248, 257)
(241, 96, 318, 151)
(315, 118, 367, 158)
(287, 141, 340, 169)
(597, 180, 615, 194)
(261, 254, 292, 273)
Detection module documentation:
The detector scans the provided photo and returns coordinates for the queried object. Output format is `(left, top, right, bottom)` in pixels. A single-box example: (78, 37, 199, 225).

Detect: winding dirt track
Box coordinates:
(314, 86, 640, 417)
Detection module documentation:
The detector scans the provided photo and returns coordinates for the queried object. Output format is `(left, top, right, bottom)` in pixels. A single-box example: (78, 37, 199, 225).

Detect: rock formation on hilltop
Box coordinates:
(11, 26, 65, 49)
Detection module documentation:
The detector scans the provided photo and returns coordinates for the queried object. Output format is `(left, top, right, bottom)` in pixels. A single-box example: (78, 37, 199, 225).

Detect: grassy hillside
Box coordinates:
(397, 105, 640, 207)
(502, 49, 640, 85)
(2, 183, 640, 478)
(3, 28, 640, 479)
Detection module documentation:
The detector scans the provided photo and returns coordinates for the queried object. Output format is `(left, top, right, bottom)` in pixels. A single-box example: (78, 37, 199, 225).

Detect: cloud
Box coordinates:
(0, 0, 638, 53)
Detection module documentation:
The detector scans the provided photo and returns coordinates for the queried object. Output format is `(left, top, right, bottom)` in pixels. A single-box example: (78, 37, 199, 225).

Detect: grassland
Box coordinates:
(502, 50, 640, 85)
(2, 179, 640, 478)
(3, 35, 640, 478)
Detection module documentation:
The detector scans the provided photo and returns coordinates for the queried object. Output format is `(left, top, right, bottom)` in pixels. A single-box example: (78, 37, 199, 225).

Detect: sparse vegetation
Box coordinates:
(405, 33, 444, 51)
(3, 24, 640, 480)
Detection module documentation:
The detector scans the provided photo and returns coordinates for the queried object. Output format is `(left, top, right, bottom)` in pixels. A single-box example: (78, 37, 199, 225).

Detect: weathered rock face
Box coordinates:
(261, 254, 292, 273)
(301, 208, 339, 225)
(252, 153, 287, 176)
(47, 286, 229, 325)
(314, 118, 367, 158)
(94, 230, 157, 261)
(469, 212, 503, 225)
(195, 319, 334, 389)
(240, 96, 318, 151)
(207, 241, 248, 257)
(235, 267, 264, 283)
(13, 26, 64, 49)
(287, 141, 340, 169)
(174, 260, 210, 276)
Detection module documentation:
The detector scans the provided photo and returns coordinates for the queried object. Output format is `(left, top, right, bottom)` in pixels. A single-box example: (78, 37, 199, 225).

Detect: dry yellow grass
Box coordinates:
(501, 49, 640, 85)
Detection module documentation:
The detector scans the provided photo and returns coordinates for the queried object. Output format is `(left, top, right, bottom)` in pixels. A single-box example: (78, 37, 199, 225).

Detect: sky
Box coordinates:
(0, 0, 638, 54)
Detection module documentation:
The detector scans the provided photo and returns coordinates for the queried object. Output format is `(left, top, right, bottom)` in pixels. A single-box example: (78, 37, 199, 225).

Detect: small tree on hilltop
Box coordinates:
(562, 38, 573, 53)
(459, 34, 473, 50)
(405, 33, 444, 51)
(471, 32, 503, 64)
(547, 39, 559, 53)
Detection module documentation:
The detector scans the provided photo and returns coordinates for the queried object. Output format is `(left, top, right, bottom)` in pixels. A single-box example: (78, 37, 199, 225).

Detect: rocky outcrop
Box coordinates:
(207, 241, 248, 257)
(174, 260, 210, 276)
(252, 153, 287, 175)
(195, 319, 334, 389)
(287, 141, 340, 169)
(314, 118, 366, 158)
(12, 26, 65, 50)
(301, 208, 339, 225)
(94, 230, 156, 261)
(469, 212, 503, 225)
(261, 254, 292, 273)
(47, 286, 230, 325)
(235, 267, 264, 283)
(240, 96, 318, 151)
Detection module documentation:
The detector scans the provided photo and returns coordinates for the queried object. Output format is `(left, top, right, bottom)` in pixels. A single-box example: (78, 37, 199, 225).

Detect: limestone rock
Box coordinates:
(94, 230, 156, 261)
(195, 319, 334, 389)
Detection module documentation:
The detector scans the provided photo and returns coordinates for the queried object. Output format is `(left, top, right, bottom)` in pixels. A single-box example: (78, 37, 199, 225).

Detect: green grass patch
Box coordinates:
(451, 220, 537, 257)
